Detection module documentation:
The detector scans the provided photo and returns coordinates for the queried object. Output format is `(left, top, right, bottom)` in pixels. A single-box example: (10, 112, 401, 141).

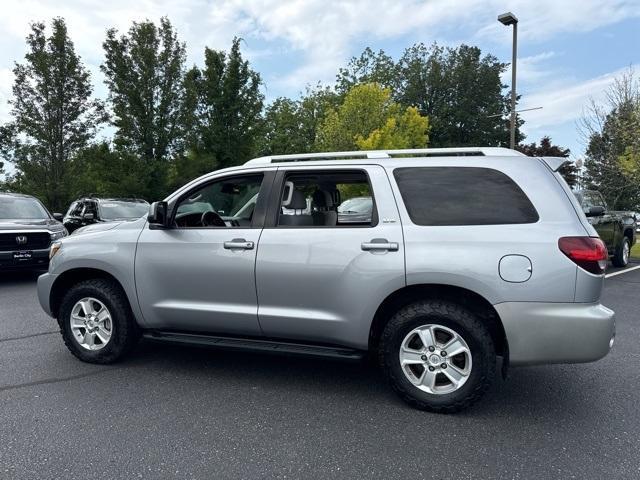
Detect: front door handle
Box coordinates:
(224, 239, 254, 250)
(361, 239, 399, 252)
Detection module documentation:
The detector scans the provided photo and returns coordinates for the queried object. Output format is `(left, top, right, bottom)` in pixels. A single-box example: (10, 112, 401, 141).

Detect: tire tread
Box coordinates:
(57, 278, 139, 364)
(379, 300, 495, 413)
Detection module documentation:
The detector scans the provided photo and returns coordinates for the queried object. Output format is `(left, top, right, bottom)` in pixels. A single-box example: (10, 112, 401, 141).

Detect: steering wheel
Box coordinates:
(201, 210, 226, 227)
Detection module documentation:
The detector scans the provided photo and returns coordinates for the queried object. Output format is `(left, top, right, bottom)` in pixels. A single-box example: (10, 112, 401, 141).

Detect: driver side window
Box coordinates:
(174, 174, 264, 228)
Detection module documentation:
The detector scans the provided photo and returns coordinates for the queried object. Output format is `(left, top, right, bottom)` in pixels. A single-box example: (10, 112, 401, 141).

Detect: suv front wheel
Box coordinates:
(58, 278, 140, 364)
(379, 300, 496, 413)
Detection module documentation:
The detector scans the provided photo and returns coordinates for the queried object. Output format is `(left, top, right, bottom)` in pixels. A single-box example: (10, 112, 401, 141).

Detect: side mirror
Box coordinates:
(52, 213, 63, 221)
(586, 206, 605, 217)
(148, 201, 169, 228)
(83, 213, 95, 221)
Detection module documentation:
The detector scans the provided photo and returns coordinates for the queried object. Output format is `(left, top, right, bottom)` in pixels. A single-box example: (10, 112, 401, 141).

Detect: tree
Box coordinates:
(397, 43, 521, 148)
(355, 107, 429, 150)
(186, 38, 263, 169)
(258, 85, 340, 156)
(258, 97, 310, 156)
(316, 83, 429, 151)
(67, 142, 149, 199)
(582, 70, 640, 209)
(517, 136, 578, 187)
(336, 47, 398, 94)
(102, 17, 189, 199)
(0, 18, 104, 211)
(335, 43, 522, 148)
(298, 84, 341, 152)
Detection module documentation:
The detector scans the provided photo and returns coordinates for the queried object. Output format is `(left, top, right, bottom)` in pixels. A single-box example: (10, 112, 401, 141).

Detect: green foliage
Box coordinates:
(67, 142, 149, 199)
(583, 71, 640, 209)
(186, 38, 263, 169)
(336, 47, 398, 94)
(168, 150, 217, 191)
(338, 43, 522, 147)
(101, 17, 189, 199)
(259, 84, 340, 156)
(259, 97, 311, 155)
(316, 83, 429, 151)
(399, 43, 522, 147)
(517, 136, 578, 187)
(0, 18, 105, 211)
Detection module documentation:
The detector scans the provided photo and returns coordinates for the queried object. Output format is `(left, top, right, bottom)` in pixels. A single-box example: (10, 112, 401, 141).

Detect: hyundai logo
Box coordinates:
(15, 235, 27, 245)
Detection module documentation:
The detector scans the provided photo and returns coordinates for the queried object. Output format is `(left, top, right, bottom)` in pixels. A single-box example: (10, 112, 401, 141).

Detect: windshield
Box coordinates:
(338, 197, 373, 214)
(0, 196, 49, 219)
(98, 201, 149, 220)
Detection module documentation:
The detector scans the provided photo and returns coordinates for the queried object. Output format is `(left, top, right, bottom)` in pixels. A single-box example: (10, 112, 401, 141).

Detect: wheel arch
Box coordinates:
(49, 268, 132, 319)
(369, 284, 508, 359)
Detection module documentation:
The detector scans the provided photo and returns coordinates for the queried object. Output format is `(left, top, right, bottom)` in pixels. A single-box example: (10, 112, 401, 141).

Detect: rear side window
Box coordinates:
(393, 167, 538, 226)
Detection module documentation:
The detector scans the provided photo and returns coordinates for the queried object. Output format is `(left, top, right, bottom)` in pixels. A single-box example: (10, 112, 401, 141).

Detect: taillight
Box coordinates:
(558, 236, 608, 275)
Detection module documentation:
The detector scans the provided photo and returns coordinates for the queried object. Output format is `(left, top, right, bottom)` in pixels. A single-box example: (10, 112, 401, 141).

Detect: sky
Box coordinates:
(0, 0, 639, 172)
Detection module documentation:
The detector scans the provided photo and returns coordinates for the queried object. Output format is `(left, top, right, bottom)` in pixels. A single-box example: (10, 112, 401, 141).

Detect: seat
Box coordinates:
(279, 190, 313, 226)
(312, 189, 338, 226)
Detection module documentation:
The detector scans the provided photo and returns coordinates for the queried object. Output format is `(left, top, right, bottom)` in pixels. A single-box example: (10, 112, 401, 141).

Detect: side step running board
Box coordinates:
(143, 331, 366, 361)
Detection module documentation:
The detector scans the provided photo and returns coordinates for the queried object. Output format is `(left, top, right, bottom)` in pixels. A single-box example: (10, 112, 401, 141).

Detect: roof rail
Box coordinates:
(245, 147, 524, 165)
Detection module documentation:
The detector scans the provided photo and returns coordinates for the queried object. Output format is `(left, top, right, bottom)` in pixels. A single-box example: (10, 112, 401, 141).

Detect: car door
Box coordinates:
(134, 170, 275, 335)
(255, 165, 405, 350)
(588, 192, 615, 249)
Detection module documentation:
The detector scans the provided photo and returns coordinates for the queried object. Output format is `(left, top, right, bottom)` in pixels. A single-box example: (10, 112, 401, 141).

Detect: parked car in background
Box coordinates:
(338, 196, 373, 224)
(574, 189, 637, 267)
(38, 147, 615, 413)
(63, 196, 149, 234)
(0, 192, 66, 270)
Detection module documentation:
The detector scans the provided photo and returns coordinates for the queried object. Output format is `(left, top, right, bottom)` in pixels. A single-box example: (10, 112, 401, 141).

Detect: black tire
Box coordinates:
(379, 300, 496, 413)
(57, 278, 140, 364)
(612, 236, 630, 268)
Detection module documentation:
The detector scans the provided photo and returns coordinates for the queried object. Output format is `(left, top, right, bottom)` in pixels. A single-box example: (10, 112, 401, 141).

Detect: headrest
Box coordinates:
(312, 189, 334, 209)
(287, 190, 308, 210)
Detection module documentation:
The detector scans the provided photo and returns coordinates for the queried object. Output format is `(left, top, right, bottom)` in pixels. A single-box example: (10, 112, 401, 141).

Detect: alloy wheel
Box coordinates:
(399, 324, 472, 395)
(70, 297, 113, 351)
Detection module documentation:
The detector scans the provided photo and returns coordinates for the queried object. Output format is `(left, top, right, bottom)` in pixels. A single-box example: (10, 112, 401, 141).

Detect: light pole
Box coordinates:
(498, 11, 518, 149)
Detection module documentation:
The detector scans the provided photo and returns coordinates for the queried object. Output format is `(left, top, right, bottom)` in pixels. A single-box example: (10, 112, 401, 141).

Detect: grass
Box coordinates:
(632, 242, 640, 259)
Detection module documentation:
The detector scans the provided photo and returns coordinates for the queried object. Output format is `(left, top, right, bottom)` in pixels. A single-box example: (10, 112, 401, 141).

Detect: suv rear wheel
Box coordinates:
(379, 300, 496, 413)
(58, 278, 140, 364)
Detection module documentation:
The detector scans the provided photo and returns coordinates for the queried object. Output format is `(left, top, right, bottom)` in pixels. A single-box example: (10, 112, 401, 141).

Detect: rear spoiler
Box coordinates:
(539, 156, 571, 172)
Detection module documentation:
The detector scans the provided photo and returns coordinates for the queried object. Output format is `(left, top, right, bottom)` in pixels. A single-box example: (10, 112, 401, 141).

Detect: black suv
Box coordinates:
(0, 192, 66, 270)
(63, 196, 149, 234)
(574, 189, 637, 267)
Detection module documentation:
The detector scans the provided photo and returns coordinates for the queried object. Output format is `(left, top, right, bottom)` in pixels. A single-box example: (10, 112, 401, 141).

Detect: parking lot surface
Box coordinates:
(1, 263, 639, 479)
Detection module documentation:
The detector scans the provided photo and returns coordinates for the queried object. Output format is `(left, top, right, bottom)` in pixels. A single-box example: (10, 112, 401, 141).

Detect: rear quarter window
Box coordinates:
(393, 167, 539, 226)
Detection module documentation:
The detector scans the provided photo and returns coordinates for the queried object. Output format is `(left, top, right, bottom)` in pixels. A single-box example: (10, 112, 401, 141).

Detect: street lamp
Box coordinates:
(498, 11, 518, 149)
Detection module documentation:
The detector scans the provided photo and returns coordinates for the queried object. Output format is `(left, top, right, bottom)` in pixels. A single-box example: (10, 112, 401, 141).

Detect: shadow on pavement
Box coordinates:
(112, 339, 607, 422)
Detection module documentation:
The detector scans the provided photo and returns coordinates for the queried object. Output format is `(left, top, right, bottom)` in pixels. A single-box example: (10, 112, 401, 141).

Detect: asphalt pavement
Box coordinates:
(1, 263, 639, 479)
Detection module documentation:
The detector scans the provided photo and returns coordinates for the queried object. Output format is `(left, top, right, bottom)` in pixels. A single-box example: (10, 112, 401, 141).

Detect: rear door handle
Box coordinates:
(224, 239, 254, 250)
(361, 239, 399, 252)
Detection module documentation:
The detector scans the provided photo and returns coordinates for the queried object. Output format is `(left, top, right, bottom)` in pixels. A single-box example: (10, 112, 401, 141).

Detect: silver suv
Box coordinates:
(37, 147, 615, 412)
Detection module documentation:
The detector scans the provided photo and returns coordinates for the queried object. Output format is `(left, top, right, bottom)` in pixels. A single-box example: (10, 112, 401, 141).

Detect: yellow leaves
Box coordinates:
(317, 83, 429, 151)
(356, 107, 429, 150)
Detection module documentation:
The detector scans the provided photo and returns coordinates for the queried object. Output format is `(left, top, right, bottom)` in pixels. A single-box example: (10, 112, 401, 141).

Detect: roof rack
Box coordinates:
(244, 147, 524, 165)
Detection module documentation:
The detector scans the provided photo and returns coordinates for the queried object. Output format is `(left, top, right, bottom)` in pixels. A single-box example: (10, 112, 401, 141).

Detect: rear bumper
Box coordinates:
(495, 302, 615, 366)
(37, 272, 58, 317)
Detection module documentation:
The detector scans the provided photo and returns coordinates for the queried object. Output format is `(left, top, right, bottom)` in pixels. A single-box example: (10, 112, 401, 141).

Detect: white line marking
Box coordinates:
(605, 265, 640, 278)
